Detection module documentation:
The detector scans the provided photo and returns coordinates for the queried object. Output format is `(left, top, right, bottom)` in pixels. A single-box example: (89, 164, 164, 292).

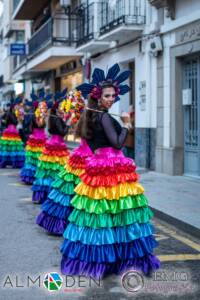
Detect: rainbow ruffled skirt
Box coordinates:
(36, 139, 92, 235)
(0, 124, 24, 168)
(20, 128, 47, 184)
(61, 147, 160, 279)
(32, 135, 69, 204)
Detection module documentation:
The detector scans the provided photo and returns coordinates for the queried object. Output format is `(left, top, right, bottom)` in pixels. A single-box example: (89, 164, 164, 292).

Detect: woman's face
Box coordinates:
(99, 87, 116, 110)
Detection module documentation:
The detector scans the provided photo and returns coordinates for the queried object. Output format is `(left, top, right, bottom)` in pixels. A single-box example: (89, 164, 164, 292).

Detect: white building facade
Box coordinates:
(76, 0, 200, 176)
(150, 0, 200, 176)
(12, 0, 83, 97)
(0, 0, 30, 105)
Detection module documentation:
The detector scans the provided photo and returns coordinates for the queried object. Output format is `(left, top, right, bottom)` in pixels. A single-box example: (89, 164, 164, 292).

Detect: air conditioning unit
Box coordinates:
(149, 36, 163, 56)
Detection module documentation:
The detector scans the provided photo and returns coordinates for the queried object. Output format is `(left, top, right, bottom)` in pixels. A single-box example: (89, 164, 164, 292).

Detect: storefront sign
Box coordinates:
(60, 60, 77, 75)
(176, 21, 200, 45)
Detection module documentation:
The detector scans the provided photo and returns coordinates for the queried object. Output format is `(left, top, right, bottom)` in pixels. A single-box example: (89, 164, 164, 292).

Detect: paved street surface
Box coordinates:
(0, 169, 200, 300)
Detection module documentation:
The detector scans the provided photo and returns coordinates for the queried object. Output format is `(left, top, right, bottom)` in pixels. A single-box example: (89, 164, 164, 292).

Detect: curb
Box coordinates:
(150, 206, 200, 239)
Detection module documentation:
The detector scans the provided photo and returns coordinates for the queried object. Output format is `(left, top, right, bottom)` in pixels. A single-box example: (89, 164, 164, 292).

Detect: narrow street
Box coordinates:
(0, 168, 199, 300)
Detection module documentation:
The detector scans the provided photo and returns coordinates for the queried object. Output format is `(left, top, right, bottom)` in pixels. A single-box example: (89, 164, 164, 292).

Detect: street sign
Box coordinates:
(10, 43, 26, 56)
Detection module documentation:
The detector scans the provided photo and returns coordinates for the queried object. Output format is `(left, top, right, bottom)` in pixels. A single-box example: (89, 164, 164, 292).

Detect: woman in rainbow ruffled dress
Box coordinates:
(20, 93, 48, 185)
(32, 90, 69, 204)
(60, 64, 160, 279)
(0, 98, 25, 168)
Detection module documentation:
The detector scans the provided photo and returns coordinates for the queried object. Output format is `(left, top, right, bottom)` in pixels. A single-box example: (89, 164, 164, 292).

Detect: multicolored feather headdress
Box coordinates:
(76, 63, 131, 102)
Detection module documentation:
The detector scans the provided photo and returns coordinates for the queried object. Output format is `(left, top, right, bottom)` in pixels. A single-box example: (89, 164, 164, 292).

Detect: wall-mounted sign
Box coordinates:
(10, 43, 26, 56)
(182, 89, 192, 106)
(139, 81, 146, 111)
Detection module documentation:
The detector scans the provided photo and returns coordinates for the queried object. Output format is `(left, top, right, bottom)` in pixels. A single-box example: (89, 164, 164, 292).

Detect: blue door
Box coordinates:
(183, 57, 200, 176)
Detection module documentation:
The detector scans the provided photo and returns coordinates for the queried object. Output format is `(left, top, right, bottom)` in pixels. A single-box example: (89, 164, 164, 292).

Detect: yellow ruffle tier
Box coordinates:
(25, 145, 44, 152)
(1, 137, 21, 142)
(65, 163, 84, 177)
(74, 181, 145, 200)
(39, 154, 68, 165)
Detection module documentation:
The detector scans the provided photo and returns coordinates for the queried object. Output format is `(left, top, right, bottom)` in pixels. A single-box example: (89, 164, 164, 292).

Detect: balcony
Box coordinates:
(149, 0, 168, 9)
(13, 16, 81, 76)
(13, 0, 50, 20)
(75, 2, 110, 54)
(149, 0, 175, 19)
(98, 0, 145, 42)
(28, 16, 76, 57)
(75, 1, 145, 54)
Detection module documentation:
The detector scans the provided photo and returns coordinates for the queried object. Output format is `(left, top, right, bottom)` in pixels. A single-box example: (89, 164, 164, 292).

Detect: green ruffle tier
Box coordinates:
(71, 194, 149, 214)
(69, 206, 154, 228)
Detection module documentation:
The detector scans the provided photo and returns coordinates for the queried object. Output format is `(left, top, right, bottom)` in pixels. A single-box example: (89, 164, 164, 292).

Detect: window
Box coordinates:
(16, 31, 25, 42)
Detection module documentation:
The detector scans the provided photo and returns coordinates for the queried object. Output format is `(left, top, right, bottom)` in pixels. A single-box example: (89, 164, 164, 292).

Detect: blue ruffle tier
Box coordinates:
(61, 235, 158, 263)
(63, 223, 154, 245)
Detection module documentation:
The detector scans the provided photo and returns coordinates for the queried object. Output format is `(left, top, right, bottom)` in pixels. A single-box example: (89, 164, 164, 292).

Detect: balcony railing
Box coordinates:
(28, 16, 76, 57)
(74, 3, 96, 47)
(99, 0, 145, 35)
(74, 1, 145, 47)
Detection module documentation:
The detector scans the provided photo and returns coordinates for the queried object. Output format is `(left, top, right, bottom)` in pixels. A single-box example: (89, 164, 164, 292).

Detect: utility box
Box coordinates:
(182, 89, 192, 105)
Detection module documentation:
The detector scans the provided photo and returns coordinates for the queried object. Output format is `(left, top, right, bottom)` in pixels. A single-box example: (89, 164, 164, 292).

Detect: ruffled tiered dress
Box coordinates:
(32, 135, 69, 204)
(36, 139, 92, 235)
(20, 128, 47, 184)
(61, 148, 160, 278)
(0, 124, 24, 168)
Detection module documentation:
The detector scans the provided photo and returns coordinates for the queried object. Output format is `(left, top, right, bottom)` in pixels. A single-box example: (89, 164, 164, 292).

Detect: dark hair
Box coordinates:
(48, 107, 57, 131)
(75, 83, 115, 139)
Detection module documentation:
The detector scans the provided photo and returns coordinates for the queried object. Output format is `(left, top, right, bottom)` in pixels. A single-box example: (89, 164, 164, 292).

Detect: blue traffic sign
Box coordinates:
(10, 43, 26, 55)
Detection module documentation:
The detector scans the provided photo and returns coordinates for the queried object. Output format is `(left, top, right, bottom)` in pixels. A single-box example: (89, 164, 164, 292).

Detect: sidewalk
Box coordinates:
(139, 169, 200, 238)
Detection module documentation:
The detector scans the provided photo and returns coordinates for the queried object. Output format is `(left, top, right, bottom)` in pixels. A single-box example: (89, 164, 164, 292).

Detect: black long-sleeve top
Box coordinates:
(31, 115, 46, 129)
(6, 111, 18, 126)
(48, 115, 69, 137)
(87, 112, 128, 152)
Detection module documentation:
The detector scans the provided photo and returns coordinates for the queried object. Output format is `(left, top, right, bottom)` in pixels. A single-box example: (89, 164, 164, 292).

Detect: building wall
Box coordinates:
(175, 0, 200, 19)
(155, 0, 200, 175)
